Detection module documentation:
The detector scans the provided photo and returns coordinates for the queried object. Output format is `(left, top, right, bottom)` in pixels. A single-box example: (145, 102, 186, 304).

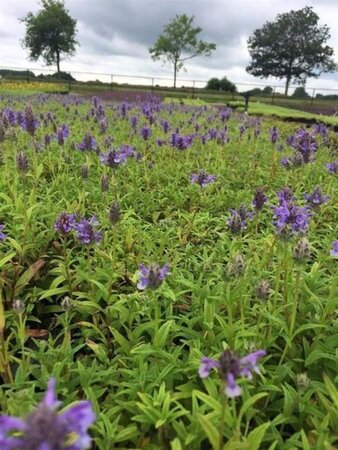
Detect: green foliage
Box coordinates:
(0, 93, 337, 448)
(206, 76, 236, 93)
(20, 0, 78, 73)
(246, 6, 336, 95)
(149, 14, 216, 87)
(292, 87, 310, 99)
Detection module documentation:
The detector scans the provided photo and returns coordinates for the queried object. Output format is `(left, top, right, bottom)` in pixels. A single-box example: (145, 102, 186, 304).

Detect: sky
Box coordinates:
(1, 0, 338, 94)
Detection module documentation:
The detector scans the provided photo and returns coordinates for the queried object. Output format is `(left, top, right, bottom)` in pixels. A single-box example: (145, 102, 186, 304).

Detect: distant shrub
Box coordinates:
(292, 86, 310, 98)
(206, 76, 236, 92)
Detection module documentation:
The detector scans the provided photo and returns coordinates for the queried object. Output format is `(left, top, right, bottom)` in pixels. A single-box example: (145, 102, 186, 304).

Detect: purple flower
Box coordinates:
(0, 224, 6, 241)
(252, 187, 268, 210)
(270, 126, 279, 144)
(99, 118, 108, 134)
(304, 186, 329, 208)
(227, 204, 253, 234)
(100, 149, 127, 168)
(291, 128, 318, 163)
(74, 216, 102, 245)
(199, 349, 266, 397)
(21, 105, 39, 136)
(0, 377, 95, 450)
(190, 170, 216, 187)
(286, 134, 295, 146)
(326, 161, 338, 174)
(330, 241, 338, 258)
(130, 116, 138, 129)
(155, 138, 166, 147)
(77, 135, 97, 152)
(199, 358, 220, 378)
(313, 123, 328, 136)
(54, 213, 77, 234)
(280, 157, 292, 168)
(55, 124, 70, 145)
(140, 126, 152, 141)
(160, 119, 170, 133)
(273, 200, 312, 236)
(170, 132, 194, 150)
(137, 263, 170, 290)
(277, 187, 295, 204)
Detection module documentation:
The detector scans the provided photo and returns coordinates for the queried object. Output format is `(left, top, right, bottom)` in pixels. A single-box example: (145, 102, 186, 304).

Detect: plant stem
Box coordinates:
(289, 267, 301, 337)
(219, 389, 227, 450)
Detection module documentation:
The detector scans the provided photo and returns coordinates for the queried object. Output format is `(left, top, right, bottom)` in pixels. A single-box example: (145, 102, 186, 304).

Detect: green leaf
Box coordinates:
(154, 319, 173, 348)
(196, 413, 219, 450)
(323, 373, 338, 408)
(245, 422, 270, 450)
(237, 392, 268, 426)
(14, 259, 45, 296)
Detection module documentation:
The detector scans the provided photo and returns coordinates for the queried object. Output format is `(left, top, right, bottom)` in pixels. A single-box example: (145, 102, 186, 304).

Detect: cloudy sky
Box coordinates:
(1, 0, 338, 93)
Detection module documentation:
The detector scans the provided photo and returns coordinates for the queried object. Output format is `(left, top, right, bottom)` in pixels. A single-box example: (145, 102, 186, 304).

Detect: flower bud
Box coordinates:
(293, 237, 310, 261)
(256, 280, 271, 300)
(13, 299, 24, 313)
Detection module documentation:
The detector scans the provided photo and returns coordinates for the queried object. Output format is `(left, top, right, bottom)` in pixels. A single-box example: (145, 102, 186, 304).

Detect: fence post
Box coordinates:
(192, 80, 195, 99)
(272, 86, 276, 104)
(151, 78, 154, 93)
(311, 88, 315, 106)
(110, 74, 113, 91)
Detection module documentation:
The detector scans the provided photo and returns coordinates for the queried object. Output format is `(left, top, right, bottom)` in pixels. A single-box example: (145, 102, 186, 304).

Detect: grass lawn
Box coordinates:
(229, 101, 338, 125)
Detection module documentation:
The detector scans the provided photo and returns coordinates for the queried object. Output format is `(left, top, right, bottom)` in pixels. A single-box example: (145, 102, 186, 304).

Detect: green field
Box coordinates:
(0, 93, 337, 449)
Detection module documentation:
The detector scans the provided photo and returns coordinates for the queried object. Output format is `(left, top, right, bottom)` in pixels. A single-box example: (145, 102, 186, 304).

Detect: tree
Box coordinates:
(262, 86, 273, 95)
(206, 76, 236, 92)
(219, 76, 236, 93)
(20, 0, 78, 74)
(206, 77, 221, 90)
(246, 6, 335, 95)
(149, 14, 216, 88)
(292, 86, 310, 98)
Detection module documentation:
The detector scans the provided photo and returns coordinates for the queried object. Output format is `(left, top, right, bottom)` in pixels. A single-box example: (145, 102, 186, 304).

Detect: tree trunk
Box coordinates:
(56, 49, 61, 75)
(284, 75, 291, 96)
(173, 61, 177, 88)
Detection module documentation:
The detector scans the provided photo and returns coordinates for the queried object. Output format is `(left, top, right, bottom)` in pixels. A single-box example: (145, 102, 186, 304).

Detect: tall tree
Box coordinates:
(149, 14, 216, 88)
(20, 0, 78, 74)
(246, 6, 336, 95)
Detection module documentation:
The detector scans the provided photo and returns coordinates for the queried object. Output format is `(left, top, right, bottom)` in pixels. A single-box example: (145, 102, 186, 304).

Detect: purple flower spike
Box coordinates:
(100, 149, 127, 168)
(190, 170, 216, 187)
(273, 200, 312, 237)
(77, 134, 97, 152)
(330, 241, 338, 258)
(0, 377, 95, 449)
(304, 186, 329, 208)
(199, 349, 266, 398)
(140, 126, 152, 141)
(252, 187, 268, 210)
(54, 212, 77, 234)
(75, 216, 102, 245)
(270, 126, 279, 144)
(326, 161, 338, 174)
(0, 224, 7, 242)
(137, 263, 170, 290)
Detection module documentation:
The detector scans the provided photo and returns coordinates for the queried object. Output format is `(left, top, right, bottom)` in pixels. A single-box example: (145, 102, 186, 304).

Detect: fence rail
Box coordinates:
(1, 65, 338, 113)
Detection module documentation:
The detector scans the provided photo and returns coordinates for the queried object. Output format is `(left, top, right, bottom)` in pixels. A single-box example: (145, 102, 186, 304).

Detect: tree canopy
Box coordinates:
(20, 0, 78, 74)
(246, 6, 336, 95)
(149, 14, 216, 88)
(206, 76, 236, 92)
